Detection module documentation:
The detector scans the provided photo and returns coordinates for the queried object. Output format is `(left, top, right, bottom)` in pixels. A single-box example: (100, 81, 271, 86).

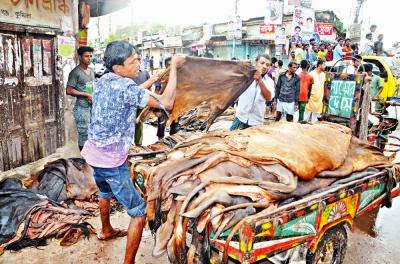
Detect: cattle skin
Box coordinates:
(141, 56, 256, 130)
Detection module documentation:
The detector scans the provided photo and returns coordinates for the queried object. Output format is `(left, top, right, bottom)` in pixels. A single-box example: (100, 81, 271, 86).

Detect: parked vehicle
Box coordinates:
(362, 56, 400, 100)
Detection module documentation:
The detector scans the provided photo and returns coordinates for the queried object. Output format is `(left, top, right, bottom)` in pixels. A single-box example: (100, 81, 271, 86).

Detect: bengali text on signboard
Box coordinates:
(328, 80, 356, 118)
(0, 0, 71, 29)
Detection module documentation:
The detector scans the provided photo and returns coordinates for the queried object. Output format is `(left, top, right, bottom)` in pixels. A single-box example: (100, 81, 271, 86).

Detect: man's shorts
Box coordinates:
(92, 163, 146, 217)
(276, 100, 295, 116)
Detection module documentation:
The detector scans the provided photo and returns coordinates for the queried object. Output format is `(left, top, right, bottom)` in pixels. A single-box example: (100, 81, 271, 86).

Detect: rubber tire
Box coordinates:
(306, 225, 348, 264)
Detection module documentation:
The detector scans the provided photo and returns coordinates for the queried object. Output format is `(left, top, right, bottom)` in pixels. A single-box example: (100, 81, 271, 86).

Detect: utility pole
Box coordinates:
(97, 17, 101, 51)
(353, 0, 365, 23)
(231, 0, 239, 59)
(130, 0, 135, 44)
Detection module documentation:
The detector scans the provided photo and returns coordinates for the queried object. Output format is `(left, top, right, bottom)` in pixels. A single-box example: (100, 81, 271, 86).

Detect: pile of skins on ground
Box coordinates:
(0, 158, 99, 255)
(146, 122, 391, 264)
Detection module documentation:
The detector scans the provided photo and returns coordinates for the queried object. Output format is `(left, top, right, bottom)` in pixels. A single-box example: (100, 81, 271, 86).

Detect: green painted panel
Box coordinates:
(359, 184, 385, 210)
(328, 80, 356, 118)
(274, 211, 317, 237)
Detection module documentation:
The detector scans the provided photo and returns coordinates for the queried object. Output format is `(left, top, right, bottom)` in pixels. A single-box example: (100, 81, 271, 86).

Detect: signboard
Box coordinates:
(259, 23, 276, 40)
(349, 23, 361, 40)
(227, 15, 242, 40)
(0, 0, 72, 29)
(259, 23, 276, 37)
(163, 36, 182, 48)
(328, 80, 356, 118)
(58, 36, 75, 59)
(315, 23, 334, 41)
(292, 6, 315, 43)
(265, 0, 283, 25)
(316, 23, 333, 35)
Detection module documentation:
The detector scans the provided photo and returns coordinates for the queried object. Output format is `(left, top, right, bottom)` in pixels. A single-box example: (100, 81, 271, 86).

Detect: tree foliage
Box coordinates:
(103, 24, 169, 46)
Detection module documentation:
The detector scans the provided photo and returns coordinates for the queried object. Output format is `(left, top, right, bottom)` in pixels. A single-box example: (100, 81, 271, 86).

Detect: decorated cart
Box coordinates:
(206, 168, 399, 264)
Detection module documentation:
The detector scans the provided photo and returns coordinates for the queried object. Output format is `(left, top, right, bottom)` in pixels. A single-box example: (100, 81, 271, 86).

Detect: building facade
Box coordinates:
(0, 0, 80, 172)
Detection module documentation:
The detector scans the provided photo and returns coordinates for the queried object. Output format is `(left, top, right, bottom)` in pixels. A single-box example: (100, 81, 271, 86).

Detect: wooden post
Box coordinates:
(359, 82, 371, 141)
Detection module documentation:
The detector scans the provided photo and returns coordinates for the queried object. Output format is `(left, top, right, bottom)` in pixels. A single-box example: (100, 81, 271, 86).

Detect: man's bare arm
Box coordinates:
(66, 85, 91, 99)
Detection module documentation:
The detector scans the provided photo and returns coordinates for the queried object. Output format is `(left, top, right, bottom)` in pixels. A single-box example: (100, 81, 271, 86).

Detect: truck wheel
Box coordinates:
(306, 225, 347, 264)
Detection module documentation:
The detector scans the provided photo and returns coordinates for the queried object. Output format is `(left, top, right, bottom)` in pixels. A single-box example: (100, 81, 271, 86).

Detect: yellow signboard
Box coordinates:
(0, 0, 71, 29)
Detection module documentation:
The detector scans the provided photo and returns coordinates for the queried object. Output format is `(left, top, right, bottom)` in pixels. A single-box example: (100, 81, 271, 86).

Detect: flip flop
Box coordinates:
(97, 229, 127, 241)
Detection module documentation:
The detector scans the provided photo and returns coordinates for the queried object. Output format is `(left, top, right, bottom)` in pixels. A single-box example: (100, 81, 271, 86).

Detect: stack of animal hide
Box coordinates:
(24, 158, 99, 212)
(146, 122, 390, 263)
(0, 178, 94, 255)
(178, 105, 236, 132)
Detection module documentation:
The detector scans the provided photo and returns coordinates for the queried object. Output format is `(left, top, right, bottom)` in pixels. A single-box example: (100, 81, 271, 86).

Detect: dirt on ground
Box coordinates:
(1, 199, 399, 264)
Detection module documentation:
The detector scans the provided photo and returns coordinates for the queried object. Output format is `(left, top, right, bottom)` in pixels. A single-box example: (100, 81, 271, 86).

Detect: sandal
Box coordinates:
(97, 228, 127, 241)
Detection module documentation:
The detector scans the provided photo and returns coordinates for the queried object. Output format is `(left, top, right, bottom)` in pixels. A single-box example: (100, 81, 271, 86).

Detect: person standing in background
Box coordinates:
(278, 60, 286, 75)
(333, 38, 344, 62)
(267, 57, 278, 82)
(309, 45, 318, 64)
(298, 60, 314, 121)
(149, 56, 154, 74)
(275, 62, 300, 122)
(375, 34, 390, 56)
(132, 54, 159, 146)
(230, 54, 274, 130)
(305, 60, 326, 122)
(361, 33, 375, 55)
(326, 44, 333, 61)
(66, 46, 95, 150)
(342, 39, 353, 60)
(317, 43, 327, 61)
(368, 24, 378, 42)
(295, 43, 304, 64)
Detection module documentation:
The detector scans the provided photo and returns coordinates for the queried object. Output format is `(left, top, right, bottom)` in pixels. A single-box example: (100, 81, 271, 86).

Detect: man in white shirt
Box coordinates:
(342, 55, 363, 74)
(230, 54, 275, 130)
(361, 33, 375, 55)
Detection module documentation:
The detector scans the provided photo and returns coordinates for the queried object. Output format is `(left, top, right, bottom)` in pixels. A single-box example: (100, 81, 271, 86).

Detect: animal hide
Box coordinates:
(140, 56, 256, 130)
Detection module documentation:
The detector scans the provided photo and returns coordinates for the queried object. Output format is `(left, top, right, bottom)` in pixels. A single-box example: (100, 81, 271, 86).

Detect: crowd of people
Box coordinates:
(287, 24, 391, 66)
(231, 49, 383, 129)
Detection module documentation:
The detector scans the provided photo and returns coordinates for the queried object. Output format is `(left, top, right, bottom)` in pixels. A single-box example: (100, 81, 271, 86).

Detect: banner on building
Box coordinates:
(58, 36, 75, 58)
(259, 23, 276, 40)
(315, 23, 333, 35)
(275, 25, 287, 45)
(227, 15, 242, 40)
(291, 6, 315, 43)
(78, 29, 87, 47)
(0, 0, 72, 29)
(315, 23, 334, 41)
(264, 0, 283, 25)
(260, 23, 275, 34)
